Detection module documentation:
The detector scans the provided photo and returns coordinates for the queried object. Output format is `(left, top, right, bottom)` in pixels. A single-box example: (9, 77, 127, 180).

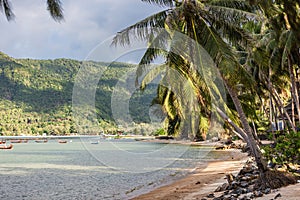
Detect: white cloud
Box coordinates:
(0, 0, 163, 60)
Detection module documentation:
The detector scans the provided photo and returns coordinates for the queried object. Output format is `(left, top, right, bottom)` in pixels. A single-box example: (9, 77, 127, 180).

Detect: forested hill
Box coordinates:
(0, 52, 156, 136)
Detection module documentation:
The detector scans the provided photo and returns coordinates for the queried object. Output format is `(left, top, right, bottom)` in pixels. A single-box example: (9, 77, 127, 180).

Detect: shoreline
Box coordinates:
(130, 148, 249, 200)
(129, 140, 300, 200)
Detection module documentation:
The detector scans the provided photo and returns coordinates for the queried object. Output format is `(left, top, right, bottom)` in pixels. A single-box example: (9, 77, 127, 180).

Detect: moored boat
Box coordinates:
(90, 141, 99, 144)
(35, 139, 48, 143)
(0, 144, 13, 149)
(58, 140, 67, 143)
(10, 139, 22, 143)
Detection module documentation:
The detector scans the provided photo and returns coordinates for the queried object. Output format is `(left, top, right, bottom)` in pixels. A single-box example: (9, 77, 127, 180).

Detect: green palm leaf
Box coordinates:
(141, 0, 174, 7)
(0, 0, 14, 20)
(112, 10, 170, 46)
(47, 0, 64, 21)
(1, 0, 63, 21)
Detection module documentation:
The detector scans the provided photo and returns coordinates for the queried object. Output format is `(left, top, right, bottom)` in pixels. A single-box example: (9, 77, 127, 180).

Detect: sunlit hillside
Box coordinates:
(0, 52, 156, 136)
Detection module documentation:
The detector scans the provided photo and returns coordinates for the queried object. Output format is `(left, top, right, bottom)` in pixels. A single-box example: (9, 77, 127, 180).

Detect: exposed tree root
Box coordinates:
(256, 170, 298, 189)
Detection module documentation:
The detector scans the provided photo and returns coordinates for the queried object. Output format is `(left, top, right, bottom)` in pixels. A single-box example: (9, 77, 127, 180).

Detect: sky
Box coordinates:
(0, 0, 163, 60)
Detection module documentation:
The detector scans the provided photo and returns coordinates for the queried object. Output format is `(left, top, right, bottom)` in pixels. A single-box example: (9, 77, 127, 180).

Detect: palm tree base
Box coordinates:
(255, 170, 297, 190)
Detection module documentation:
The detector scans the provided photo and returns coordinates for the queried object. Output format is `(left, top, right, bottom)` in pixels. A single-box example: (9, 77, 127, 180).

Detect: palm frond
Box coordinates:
(0, 0, 14, 20)
(279, 30, 293, 70)
(203, 3, 257, 48)
(194, 17, 236, 65)
(111, 9, 170, 46)
(139, 29, 171, 65)
(162, 90, 177, 119)
(141, 0, 174, 7)
(47, 0, 64, 21)
(207, 0, 258, 15)
(206, 13, 254, 48)
(140, 64, 166, 89)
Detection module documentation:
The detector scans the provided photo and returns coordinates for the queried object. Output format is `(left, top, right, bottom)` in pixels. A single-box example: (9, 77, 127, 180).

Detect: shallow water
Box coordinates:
(0, 139, 220, 200)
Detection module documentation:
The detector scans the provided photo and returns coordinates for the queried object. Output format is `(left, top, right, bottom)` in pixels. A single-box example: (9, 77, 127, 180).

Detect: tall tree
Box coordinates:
(112, 0, 284, 188)
(248, 0, 300, 130)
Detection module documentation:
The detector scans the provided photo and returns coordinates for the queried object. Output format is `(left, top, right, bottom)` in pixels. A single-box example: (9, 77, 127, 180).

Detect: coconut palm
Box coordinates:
(112, 0, 282, 187)
(248, 0, 300, 130)
(0, 0, 63, 21)
(113, 0, 257, 138)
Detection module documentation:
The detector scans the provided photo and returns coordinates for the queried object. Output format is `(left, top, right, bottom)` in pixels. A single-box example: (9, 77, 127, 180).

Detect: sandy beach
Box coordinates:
(131, 147, 299, 200)
(131, 149, 249, 200)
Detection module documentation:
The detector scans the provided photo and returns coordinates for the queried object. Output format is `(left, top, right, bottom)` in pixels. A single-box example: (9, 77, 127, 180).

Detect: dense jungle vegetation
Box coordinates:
(0, 51, 156, 136)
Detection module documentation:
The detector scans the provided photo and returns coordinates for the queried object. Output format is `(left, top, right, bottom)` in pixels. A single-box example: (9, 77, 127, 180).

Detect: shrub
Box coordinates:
(262, 131, 300, 166)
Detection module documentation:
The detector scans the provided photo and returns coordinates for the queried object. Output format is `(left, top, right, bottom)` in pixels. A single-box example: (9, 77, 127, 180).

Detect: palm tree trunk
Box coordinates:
(272, 87, 295, 132)
(252, 120, 260, 143)
(263, 76, 296, 132)
(269, 92, 289, 133)
(291, 95, 295, 126)
(223, 79, 268, 173)
(268, 67, 276, 134)
(288, 56, 300, 126)
(215, 106, 247, 141)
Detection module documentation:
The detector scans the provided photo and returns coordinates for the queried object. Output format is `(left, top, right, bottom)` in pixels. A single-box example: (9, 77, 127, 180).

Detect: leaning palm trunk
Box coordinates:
(223, 79, 268, 172)
(215, 106, 247, 141)
(269, 91, 290, 133)
(272, 85, 295, 132)
(223, 79, 296, 188)
(224, 80, 278, 188)
(263, 75, 296, 132)
(214, 76, 296, 188)
(288, 56, 300, 126)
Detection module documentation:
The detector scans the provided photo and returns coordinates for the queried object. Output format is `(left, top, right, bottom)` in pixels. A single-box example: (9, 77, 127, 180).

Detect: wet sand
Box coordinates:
(131, 149, 249, 200)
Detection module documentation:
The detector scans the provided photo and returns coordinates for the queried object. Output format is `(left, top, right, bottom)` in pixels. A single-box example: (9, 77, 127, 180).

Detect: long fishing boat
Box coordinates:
(0, 144, 13, 149)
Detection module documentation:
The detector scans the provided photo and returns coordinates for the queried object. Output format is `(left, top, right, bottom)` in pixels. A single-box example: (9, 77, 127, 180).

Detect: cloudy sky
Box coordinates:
(0, 0, 163, 60)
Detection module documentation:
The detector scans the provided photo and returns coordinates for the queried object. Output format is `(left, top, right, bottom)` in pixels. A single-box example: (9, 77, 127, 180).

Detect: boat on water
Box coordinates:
(10, 139, 22, 143)
(0, 144, 13, 149)
(35, 139, 48, 143)
(11, 139, 28, 143)
(90, 141, 99, 144)
(58, 140, 67, 144)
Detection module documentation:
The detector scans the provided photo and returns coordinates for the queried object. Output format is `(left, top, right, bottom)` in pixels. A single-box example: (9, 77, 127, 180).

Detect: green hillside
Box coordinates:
(0, 52, 157, 136)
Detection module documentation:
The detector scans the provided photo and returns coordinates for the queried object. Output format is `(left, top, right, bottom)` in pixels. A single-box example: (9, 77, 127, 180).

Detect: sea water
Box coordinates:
(0, 139, 221, 200)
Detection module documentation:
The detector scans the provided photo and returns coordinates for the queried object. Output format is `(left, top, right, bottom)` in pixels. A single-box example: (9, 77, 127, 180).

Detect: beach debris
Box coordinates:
(274, 193, 281, 199)
(214, 140, 246, 150)
(253, 190, 263, 197)
(263, 188, 271, 194)
(214, 183, 229, 192)
(225, 173, 234, 185)
(154, 136, 174, 140)
(206, 193, 215, 198)
(209, 158, 297, 200)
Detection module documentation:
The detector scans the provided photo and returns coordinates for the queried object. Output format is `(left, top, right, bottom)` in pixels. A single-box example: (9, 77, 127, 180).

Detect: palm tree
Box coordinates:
(113, 0, 257, 137)
(248, 0, 300, 131)
(112, 0, 283, 187)
(0, 0, 63, 21)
